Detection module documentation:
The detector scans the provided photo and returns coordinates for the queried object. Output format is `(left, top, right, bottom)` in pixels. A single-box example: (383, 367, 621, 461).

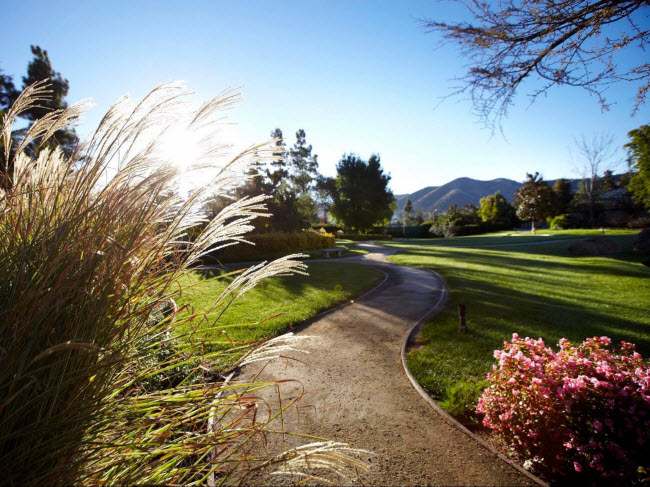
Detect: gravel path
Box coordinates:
(236, 243, 535, 486)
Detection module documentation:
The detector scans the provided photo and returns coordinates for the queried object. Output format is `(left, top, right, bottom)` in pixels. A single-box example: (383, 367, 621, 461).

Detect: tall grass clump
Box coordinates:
(0, 81, 368, 485)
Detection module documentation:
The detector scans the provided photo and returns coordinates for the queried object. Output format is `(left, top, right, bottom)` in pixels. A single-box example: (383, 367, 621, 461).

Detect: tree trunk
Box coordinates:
(531, 219, 536, 234)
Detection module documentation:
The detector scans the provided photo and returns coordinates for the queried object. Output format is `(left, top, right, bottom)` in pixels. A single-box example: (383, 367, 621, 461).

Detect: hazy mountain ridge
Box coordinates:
(394, 177, 523, 216)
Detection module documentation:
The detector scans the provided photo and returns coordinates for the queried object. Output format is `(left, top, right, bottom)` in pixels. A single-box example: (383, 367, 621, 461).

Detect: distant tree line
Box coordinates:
(401, 163, 645, 238)
(206, 129, 395, 234)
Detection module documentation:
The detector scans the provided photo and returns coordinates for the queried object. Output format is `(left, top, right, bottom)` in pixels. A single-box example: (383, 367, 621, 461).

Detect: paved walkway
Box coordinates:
(236, 243, 534, 485)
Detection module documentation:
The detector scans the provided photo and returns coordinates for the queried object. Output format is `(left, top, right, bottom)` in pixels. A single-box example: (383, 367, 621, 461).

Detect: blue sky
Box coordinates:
(3, 0, 649, 194)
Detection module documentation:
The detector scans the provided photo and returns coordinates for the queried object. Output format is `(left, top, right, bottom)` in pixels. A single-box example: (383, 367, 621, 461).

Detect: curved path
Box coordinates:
(237, 243, 535, 485)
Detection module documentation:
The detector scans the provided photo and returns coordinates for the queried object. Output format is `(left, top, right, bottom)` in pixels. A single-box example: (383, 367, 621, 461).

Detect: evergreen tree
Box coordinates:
(415, 209, 425, 225)
(625, 123, 650, 211)
(513, 173, 554, 232)
(600, 170, 617, 193)
(331, 154, 394, 232)
(314, 175, 337, 223)
(0, 68, 18, 110)
(288, 129, 319, 225)
(402, 199, 416, 225)
(20, 45, 78, 155)
(289, 129, 319, 195)
(0, 68, 19, 188)
(267, 128, 288, 188)
(552, 178, 573, 215)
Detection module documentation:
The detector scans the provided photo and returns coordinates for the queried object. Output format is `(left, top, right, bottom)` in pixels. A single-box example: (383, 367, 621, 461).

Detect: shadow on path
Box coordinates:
(235, 242, 535, 486)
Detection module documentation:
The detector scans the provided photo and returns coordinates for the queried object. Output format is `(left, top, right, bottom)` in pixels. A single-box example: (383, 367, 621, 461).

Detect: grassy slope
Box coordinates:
(392, 228, 639, 247)
(385, 231, 650, 419)
(177, 261, 384, 370)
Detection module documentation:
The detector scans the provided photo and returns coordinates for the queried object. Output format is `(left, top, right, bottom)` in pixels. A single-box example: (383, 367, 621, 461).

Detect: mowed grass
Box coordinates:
(385, 232, 650, 420)
(176, 262, 384, 370)
(392, 228, 639, 248)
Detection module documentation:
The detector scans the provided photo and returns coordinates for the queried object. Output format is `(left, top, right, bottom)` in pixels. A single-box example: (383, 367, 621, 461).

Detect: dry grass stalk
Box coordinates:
(0, 82, 367, 485)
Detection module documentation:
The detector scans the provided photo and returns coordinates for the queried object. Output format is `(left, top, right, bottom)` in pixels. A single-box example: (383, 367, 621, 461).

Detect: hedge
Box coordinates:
(200, 231, 335, 263)
(338, 233, 392, 241)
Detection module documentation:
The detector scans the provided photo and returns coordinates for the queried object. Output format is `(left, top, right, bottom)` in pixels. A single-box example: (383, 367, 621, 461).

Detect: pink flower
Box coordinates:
(478, 335, 650, 481)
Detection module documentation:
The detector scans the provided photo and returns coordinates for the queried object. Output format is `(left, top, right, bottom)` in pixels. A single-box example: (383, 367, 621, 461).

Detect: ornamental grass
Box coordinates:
(0, 82, 367, 485)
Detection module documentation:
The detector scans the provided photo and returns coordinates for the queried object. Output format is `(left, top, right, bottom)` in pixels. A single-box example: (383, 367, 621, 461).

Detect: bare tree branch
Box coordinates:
(423, 0, 650, 129)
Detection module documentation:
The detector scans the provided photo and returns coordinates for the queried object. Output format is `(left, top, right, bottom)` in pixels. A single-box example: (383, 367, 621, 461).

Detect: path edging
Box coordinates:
(399, 266, 549, 487)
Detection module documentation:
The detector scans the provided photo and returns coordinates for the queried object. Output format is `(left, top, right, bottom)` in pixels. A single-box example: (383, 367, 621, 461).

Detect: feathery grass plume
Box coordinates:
(0, 82, 367, 485)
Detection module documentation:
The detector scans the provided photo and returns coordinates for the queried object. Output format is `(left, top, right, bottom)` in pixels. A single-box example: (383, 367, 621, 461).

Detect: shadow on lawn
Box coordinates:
(401, 242, 650, 355)
(400, 237, 649, 281)
(444, 273, 650, 353)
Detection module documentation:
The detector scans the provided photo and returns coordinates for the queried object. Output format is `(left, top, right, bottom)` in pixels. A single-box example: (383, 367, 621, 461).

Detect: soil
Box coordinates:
(234, 243, 537, 486)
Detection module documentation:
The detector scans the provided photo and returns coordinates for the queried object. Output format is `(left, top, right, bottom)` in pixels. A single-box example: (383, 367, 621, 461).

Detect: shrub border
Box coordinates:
(399, 266, 549, 487)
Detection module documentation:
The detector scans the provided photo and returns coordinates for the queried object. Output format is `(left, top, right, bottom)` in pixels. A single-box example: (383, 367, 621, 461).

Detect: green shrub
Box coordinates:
(549, 214, 571, 229)
(430, 221, 491, 237)
(627, 216, 650, 228)
(440, 379, 488, 422)
(403, 225, 431, 238)
(454, 223, 488, 236)
(311, 224, 343, 233)
(338, 233, 392, 241)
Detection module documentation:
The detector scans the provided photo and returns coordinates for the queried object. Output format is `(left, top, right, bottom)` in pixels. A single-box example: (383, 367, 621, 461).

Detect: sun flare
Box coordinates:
(157, 124, 203, 172)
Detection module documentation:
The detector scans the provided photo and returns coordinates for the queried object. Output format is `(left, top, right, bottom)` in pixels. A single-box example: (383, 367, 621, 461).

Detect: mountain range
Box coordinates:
(394, 177, 524, 217)
(393, 176, 590, 218)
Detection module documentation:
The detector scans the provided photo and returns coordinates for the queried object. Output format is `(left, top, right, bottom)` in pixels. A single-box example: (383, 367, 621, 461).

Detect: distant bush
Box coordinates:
(386, 227, 406, 238)
(627, 216, 650, 229)
(430, 221, 506, 237)
(548, 214, 571, 229)
(478, 334, 650, 482)
(601, 213, 630, 228)
(454, 223, 487, 236)
(386, 225, 431, 238)
(206, 231, 335, 262)
(429, 220, 456, 237)
(404, 225, 431, 238)
(338, 233, 392, 241)
(312, 224, 343, 233)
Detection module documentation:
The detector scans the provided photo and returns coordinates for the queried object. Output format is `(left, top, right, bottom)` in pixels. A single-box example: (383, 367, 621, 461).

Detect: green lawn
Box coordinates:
(385, 231, 650, 420)
(392, 228, 639, 248)
(176, 262, 384, 370)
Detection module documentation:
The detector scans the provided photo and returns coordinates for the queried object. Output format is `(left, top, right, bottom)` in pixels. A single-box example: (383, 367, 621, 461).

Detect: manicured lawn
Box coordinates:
(177, 262, 384, 370)
(331, 239, 369, 258)
(385, 232, 650, 420)
(392, 228, 639, 248)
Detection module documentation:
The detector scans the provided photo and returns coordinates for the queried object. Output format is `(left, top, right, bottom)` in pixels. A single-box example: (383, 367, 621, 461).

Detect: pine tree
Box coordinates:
(20, 46, 78, 155)
(402, 199, 416, 225)
(0, 68, 18, 110)
(601, 170, 617, 193)
(267, 128, 288, 189)
(289, 129, 319, 195)
(552, 179, 573, 215)
(289, 129, 319, 224)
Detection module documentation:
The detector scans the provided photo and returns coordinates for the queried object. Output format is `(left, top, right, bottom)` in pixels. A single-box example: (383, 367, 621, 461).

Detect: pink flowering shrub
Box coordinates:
(477, 334, 650, 481)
